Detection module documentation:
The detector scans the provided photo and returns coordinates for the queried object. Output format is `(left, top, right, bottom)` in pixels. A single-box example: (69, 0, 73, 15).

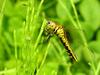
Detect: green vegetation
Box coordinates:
(0, 0, 100, 75)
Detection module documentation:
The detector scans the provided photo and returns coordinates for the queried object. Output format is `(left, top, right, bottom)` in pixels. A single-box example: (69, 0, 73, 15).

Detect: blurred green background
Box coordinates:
(0, 0, 100, 75)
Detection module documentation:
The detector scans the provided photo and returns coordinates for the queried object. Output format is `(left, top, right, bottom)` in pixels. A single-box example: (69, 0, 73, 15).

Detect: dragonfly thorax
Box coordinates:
(44, 21, 57, 36)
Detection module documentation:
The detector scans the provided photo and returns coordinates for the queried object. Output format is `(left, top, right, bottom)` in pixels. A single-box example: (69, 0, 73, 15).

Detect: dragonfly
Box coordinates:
(44, 20, 77, 62)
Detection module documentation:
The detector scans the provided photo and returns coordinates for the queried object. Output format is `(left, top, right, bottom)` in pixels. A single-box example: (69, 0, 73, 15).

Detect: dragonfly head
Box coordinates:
(44, 21, 56, 36)
(47, 21, 56, 29)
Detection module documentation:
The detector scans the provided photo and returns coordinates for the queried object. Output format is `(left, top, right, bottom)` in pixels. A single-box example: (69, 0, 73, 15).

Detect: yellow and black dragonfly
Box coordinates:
(44, 20, 78, 62)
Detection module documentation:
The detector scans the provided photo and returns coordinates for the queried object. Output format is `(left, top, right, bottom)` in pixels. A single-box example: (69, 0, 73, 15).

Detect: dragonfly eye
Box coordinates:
(47, 21, 51, 25)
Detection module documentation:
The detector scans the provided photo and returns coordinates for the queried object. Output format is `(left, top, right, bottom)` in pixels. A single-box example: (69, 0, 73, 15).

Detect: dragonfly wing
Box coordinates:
(64, 25, 84, 48)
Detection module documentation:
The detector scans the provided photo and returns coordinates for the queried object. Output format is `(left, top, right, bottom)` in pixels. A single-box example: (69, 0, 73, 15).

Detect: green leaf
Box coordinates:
(5, 59, 17, 69)
(89, 41, 100, 53)
(81, 22, 95, 41)
(79, 0, 100, 30)
(75, 73, 86, 75)
(8, 17, 23, 31)
(0, 0, 4, 11)
(4, 0, 15, 17)
(14, 1, 27, 19)
(38, 62, 58, 75)
(82, 46, 93, 62)
(96, 30, 100, 41)
(56, 0, 72, 21)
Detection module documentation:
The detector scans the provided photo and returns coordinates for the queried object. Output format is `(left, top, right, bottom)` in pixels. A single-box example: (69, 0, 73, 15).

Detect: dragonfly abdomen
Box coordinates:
(56, 27, 77, 62)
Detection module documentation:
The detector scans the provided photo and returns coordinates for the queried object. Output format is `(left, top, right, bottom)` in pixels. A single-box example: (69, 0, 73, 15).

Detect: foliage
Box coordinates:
(0, 0, 100, 75)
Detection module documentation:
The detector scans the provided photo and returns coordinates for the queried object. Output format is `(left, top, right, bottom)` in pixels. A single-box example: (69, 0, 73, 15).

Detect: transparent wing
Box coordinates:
(64, 24, 85, 49)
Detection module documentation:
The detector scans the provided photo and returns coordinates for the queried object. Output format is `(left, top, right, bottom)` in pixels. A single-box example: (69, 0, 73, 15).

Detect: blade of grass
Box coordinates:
(0, 35, 12, 57)
(36, 42, 50, 75)
(0, 0, 6, 33)
(13, 30, 17, 60)
(0, 0, 6, 14)
(25, 1, 30, 31)
(70, 3, 93, 64)
(33, 19, 47, 55)
(95, 61, 100, 75)
(32, 0, 44, 34)
(70, 0, 94, 63)
(89, 62, 96, 75)
(29, 0, 35, 32)
(58, 0, 88, 47)
(52, 39, 72, 75)
(0, 68, 16, 75)
(24, 0, 35, 62)
(58, 0, 78, 29)
(29, 7, 34, 29)
(13, 29, 18, 75)
(35, 0, 44, 18)
(52, 38, 68, 65)
(70, 0, 88, 47)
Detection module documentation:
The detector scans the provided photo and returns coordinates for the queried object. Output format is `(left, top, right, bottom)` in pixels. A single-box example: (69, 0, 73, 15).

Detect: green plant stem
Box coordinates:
(52, 38, 72, 75)
(33, 0, 44, 31)
(35, 0, 44, 18)
(29, 7, 34, 29)
(58, 0, 88, 46)
(25, 0, 30, 31)
(52, 38, 68, 65)
(0, 0, 6, 14)
(0, 0, 6, 33)
(13, 30, 18, 75)
(58, 0, 78, 29)
(0, 34, 11, 57)
(14, 30, 17, 59)
(36, 42, 50, 75)
(33, 19, 46, 53)
(95, 61, 100, 75)
(70, 0, 94, 64)
(29, 0, 35, 32)
(70, 0, 88, 47)
(0, 68, 16, 75)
